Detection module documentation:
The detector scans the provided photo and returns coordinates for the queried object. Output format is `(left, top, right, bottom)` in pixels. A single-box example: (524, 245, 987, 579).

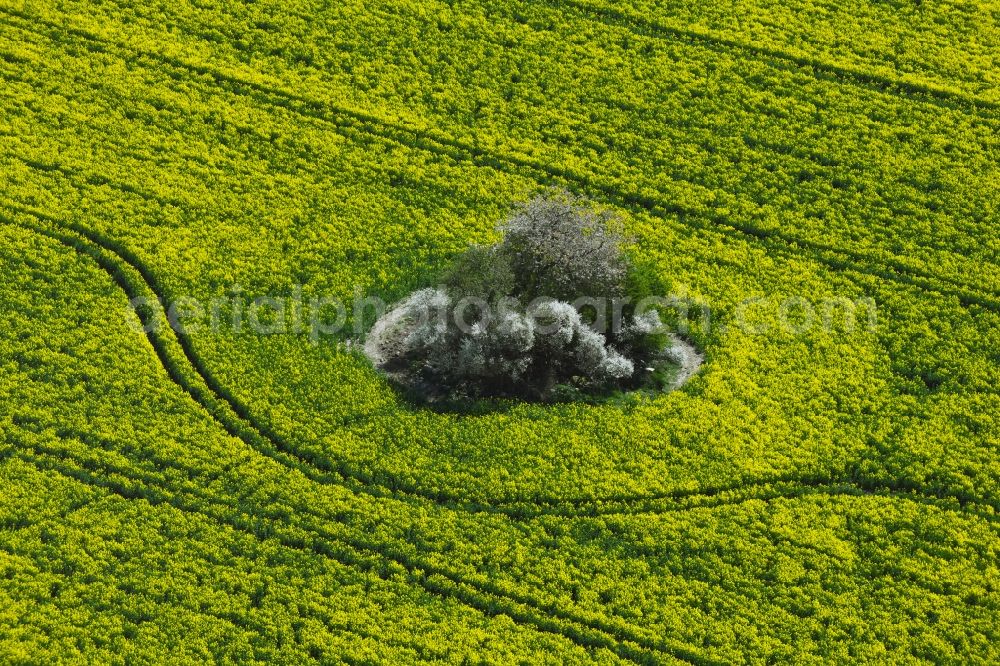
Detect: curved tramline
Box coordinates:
(0, 207, 840, 518)
(5, 207, 997, 522)
(0, 220, 705, 664)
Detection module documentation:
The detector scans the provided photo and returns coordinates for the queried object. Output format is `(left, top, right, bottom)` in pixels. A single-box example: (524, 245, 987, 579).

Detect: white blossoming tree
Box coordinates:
(370, 191, 671, 401)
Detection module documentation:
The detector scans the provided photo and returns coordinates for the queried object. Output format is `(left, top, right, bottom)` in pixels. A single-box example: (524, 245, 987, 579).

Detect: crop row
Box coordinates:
(9, 394, 998, 666)
(3, 224, 628, 661)
(23, 1, 1000, 272)
(2, 36, 999, 362)
(3, 2, 999, 662)
(5, 211, 998, 565)
(0, 174, 894, 501)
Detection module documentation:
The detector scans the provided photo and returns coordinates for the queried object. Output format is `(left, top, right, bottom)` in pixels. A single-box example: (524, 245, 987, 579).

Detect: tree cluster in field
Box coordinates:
(374, 192, 669, 401)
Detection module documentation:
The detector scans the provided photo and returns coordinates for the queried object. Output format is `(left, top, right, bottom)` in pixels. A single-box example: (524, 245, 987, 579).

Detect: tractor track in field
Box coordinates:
(14, 413, 1000, 529)
(8, 412, 1000, 663)
(0, 456, 624, 664)
(5, 216, 999, 662)
(11, 0, 1000, 124)
(543, 0, 1000, 116)
(5, 102, 1000, 324)
(9, 100, 996, 316)
(4, 17, 998, 263)
(3, 433, 705, 666)
(5, 206, 1000, 527)
(2, 8, 1000, 314)
(0, 204, 859, 524)
(6, 425, 999, 666)
(7, 0, 1000, 220)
